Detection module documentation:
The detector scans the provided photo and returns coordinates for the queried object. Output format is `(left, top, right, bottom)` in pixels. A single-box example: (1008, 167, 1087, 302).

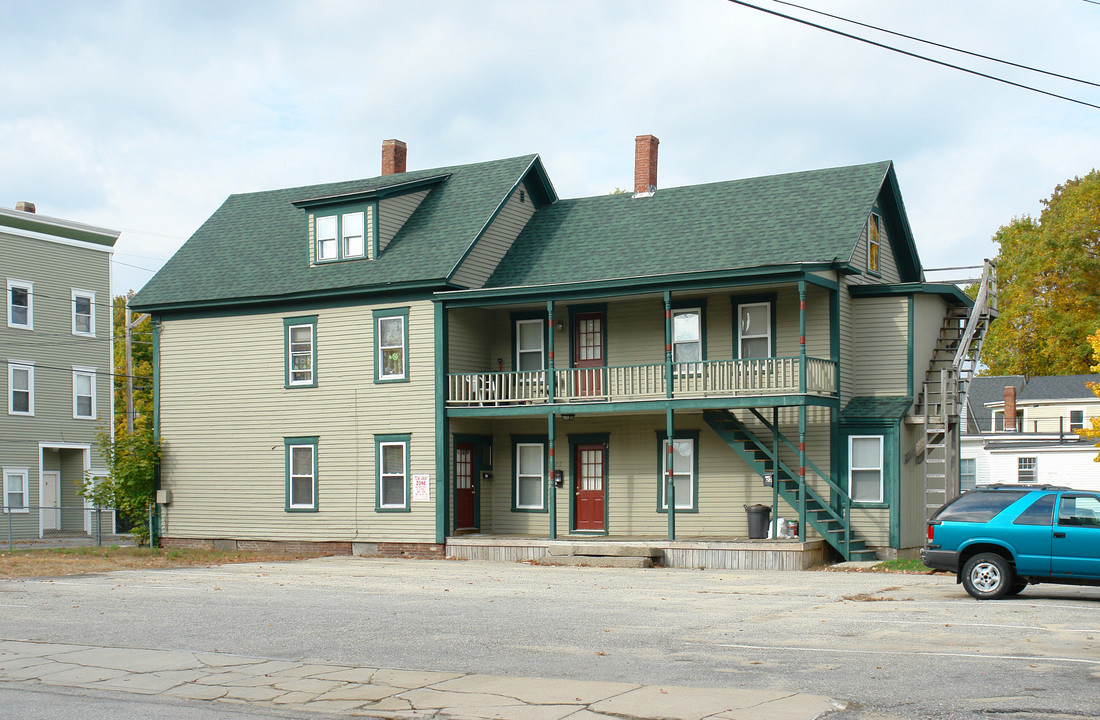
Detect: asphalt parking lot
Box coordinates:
(2, 556, 1099, 720)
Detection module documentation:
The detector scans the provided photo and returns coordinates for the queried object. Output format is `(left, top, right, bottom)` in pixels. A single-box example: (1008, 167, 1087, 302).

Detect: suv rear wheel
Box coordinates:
(962, 552, 1014, 600)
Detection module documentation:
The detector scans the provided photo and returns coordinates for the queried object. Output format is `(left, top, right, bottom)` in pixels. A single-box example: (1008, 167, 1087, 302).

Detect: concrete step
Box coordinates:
(539, 555, 655, 568)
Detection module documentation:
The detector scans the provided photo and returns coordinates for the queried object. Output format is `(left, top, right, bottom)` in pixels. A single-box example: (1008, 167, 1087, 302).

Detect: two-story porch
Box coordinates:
(434, 271, 878, 564)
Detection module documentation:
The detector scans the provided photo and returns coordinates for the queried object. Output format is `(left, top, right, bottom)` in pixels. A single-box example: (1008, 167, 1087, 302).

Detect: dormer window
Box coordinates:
(313, 205, 373, 263)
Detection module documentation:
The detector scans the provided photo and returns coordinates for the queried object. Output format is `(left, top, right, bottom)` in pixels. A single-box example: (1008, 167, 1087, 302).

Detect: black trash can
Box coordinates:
(744, 504, 772, 539)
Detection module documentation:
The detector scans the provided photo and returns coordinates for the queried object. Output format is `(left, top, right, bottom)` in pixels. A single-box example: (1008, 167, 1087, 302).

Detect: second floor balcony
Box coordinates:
(447, 356, 837, 407)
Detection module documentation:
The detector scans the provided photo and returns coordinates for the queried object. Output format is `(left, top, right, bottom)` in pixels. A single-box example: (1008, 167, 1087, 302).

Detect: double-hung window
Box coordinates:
(284, 316, 317, 388)
(285, 437, 318, 511)
(849, 435, 884, 503)
(513, 440, 546, 511)
(72, 290, 95, 336)
(315, 208, 369, 262)
(672, 308, 702, 367)
(7, 280, 32, 329)
(1069, 410, 1085, 433)
(660, 435, 697, 511)
(3, 468, 28, 513)
(376, 435, 410, 511)
(72, 367, 96, 419)
(8, 362, 33, 416)
(867, 213, 882, 274)
(960, 458, 977, 492)
(1018, 457, 1037, 483)
(737, 301, 772, 358)
(374, 308, 408, 382)
(515, 319, 544, 371)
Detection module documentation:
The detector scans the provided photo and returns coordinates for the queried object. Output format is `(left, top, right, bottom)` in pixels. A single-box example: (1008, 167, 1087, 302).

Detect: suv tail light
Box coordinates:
(927, 523, 935, 543)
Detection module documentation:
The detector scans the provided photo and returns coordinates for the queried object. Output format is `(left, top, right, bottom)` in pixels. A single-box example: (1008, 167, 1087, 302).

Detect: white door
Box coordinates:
(41, 471, 60, 531)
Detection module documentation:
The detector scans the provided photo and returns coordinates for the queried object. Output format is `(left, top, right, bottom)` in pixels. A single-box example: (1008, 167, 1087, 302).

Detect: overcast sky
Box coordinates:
(3, 0, 1099, 295)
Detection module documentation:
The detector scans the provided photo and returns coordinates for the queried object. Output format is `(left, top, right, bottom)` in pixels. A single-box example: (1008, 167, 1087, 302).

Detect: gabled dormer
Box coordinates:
(292, 171, 449, 266)
(848, 164, 922, 284)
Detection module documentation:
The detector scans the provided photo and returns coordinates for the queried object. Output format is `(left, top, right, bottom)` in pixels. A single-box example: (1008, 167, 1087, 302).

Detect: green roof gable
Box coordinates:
(132, 154, 545, 311)
(485, 160, 900, 288)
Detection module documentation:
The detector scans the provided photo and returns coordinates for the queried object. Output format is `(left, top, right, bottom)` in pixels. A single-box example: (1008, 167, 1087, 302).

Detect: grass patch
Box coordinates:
(0, 546, 328, 579)
(874, 558, 933, 573)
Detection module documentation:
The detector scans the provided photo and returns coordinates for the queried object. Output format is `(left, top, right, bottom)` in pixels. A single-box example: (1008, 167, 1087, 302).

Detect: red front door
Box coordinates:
(574, 443, 606, 532)
(573, 312, 605, 397)
(455, 443, 477, 531)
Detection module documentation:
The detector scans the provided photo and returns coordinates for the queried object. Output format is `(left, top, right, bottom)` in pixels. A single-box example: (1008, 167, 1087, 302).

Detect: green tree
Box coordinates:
(81, 293, 158, 542)
(1080, 327, 1100, 461)
(981, 171, 1100, 375)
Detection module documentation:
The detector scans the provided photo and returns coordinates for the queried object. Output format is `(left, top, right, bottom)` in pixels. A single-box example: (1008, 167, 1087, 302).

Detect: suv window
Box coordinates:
(1013, 493, 1055, 526)
(1058, 494, 1100, 527)
(932, 489, 1029, 523)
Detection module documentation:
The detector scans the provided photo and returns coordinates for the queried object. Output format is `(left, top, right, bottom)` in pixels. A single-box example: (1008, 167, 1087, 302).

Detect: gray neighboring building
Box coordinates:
(961, 374, 1100, 492)
(1, 202, 119, 538)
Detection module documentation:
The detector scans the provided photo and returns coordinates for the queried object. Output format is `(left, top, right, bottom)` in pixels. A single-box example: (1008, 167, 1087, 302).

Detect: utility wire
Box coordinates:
(725, 0, 1100, 111)
(7, 361, 151, 381)
(772, 0, 1100, 89)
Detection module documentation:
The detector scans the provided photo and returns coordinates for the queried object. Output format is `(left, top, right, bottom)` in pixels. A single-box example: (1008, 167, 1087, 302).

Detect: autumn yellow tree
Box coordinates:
(1081, 327, 1100, 461)
(981, 171, 1100, 375)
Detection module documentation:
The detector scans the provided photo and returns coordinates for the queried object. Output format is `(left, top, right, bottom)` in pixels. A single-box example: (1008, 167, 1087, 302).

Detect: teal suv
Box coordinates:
(922, 484, 1100, 599)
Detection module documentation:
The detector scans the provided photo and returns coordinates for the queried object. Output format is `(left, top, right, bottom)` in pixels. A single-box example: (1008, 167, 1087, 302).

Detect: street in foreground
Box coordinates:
(2, 557, 1098, 720)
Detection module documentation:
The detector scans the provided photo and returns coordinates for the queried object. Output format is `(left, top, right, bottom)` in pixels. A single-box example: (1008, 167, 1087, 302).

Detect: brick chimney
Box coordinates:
(633, 134, 659, 197)
(382, 139, 407, 175)
(1003, 386, 1017, 431)
(15, 201, 35, 213)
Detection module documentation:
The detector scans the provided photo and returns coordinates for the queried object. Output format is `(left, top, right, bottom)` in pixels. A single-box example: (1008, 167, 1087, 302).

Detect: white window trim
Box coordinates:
(8, 361, 34, 416)
(72, 366, 97, 419)
(849, 435, 884, 503)
(377, 315, 407, 380)
(71, 289, 96, 337)
(1018, 456, 1038, 483)
(515, 319, 545, 371)
(378, 441, 409, 509)
(288, 444, 317, 510)
(515, 442, 545, 510)
(315, 209, 369, 262)
(287, 322, 315, 386)
(3, 467, 30, 513)
(671, 308, 702, 369)
(1068, 407, 1086, 433)
(7, 279, 33, 330)
(661, 438, 696, 510)
(737, 301, 772, 359)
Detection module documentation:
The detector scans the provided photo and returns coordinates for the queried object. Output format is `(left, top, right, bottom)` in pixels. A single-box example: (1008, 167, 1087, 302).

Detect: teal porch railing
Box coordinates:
(447, 357, 836, 406)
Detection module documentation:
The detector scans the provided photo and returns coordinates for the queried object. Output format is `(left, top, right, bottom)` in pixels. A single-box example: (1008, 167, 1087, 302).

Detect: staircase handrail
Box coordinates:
(746, 408, 843, 499)
(952, 259, 995, 369)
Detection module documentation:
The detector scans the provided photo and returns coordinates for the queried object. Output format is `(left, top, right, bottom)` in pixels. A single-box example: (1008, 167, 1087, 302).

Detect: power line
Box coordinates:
(6, 361, 151, 382)
(725, 0, 1100, 111)
(772, 0, 1100, 89)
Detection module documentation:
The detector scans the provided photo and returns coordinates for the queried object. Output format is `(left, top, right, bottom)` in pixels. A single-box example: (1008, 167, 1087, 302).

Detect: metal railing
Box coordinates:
(447, 357, 837, 406)
(4, 505, 116, 551)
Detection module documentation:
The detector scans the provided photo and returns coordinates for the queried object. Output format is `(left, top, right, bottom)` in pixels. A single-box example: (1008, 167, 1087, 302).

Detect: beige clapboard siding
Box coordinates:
(605, 296, 664, 366)
(898, 421, 928, 548)
(910, 293, 948, 400)
(0, 230, 111, 463)
(850, 507, 889, 547)
(1017, 401, 1098, 432)
(378, 189, 430, 254)
(851, 296, 908, 396)
(450, 183, 537, 289)
(849, 215, 901, 285)
(448, 307, 498, 374)
(158, 300, 437, 543)
(475, 411, 833, 539)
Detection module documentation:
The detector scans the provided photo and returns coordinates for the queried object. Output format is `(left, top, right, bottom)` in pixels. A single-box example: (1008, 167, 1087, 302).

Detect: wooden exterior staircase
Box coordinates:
(703, 409, 877, 561)
(911, 260, 998, 518)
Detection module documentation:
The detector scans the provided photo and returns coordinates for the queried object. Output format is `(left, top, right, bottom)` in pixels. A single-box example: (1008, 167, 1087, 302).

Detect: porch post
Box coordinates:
(798, 278, 807, 394)
(434, 301, 449, 544)
(548, 412, 557, 540)
(666, 407, 676, 540)
(772, 407, 780, 539)
(547, 300, 556, 403)
(664, 292, 673, 398)
(798, 405, 807, 541)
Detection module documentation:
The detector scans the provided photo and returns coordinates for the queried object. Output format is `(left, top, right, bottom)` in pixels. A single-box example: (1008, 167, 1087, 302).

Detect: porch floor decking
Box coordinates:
(445, 534, 828, 571)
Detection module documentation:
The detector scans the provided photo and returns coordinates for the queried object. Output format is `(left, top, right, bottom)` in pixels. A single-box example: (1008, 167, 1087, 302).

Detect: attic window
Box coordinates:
(312, 204, 373, 263)
(867, 213, 882, 274)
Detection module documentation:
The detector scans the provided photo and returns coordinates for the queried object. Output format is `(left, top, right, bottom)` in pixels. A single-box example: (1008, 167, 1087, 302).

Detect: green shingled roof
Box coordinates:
(132, 155, 541, 310)
(485, 161, 894, 288)
(841, 396, 913, 420)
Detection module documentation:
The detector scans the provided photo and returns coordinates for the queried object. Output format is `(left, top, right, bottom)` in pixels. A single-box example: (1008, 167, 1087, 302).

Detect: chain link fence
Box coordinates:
(3, 505, 125, 551)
